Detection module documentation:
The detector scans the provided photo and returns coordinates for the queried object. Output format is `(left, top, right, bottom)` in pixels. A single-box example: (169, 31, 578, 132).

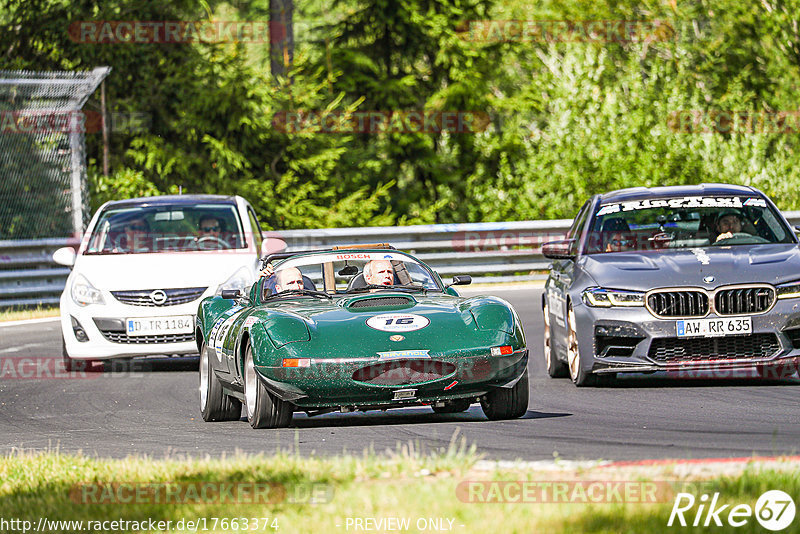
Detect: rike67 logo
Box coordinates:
(668, 490, 796, 531)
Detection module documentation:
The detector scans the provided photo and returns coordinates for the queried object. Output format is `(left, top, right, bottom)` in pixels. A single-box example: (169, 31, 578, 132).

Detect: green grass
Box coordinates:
(0, 306, 59, 322)
(1, 445, 799, 533)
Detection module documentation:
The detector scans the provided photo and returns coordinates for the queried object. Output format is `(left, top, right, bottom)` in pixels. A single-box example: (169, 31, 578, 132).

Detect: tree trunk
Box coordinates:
(270, 0, 294, 78)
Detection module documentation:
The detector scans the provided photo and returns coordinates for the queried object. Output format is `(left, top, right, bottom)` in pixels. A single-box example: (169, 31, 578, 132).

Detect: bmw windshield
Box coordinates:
(585, 195, 795, 254)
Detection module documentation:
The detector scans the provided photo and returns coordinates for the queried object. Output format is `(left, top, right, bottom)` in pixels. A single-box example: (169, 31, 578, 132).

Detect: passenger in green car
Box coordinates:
(363, 259, 394, 286)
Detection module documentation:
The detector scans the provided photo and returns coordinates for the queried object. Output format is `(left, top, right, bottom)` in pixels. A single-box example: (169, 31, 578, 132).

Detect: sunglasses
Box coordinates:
(127, 225, 147, 232)
(201, 226, 221, 232)
(610, 239, 632, 247)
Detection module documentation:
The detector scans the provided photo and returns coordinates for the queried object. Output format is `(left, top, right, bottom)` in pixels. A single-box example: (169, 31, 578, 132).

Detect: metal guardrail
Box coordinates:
(3, 212, 800, 308)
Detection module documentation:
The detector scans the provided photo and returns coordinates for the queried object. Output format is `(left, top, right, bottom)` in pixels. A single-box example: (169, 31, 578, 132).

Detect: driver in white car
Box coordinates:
(197, 215, 228, 249)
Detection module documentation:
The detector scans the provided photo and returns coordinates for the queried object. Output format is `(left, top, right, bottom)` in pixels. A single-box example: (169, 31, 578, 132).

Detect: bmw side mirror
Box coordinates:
(221, 289, 242, 299)
(542, 239, 576, 260)
(450, 275, 472, 286)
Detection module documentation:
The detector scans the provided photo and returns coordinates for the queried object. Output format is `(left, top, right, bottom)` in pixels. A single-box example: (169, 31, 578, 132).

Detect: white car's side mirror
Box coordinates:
(260, 237, 287, 257)
(53, 246, 76, 267)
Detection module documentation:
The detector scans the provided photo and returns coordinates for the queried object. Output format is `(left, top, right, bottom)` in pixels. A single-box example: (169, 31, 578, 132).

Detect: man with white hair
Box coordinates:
(363, 259, 394, 286)
(275, 267, 304, 292)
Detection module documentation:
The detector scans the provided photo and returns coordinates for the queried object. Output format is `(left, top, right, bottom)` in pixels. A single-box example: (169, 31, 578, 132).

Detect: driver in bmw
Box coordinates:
(715, 210, 751, 242)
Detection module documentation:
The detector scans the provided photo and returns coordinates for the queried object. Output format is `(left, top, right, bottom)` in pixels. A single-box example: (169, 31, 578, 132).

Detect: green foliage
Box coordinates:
(2, 0, 800, 231)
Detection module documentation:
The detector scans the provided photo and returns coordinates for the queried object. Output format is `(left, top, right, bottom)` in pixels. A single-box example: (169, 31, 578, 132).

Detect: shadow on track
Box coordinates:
(284, 407, 570, 428)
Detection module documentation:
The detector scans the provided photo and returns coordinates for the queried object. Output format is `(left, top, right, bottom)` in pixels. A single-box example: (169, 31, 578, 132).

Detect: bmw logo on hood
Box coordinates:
(703, 276, 715, 284)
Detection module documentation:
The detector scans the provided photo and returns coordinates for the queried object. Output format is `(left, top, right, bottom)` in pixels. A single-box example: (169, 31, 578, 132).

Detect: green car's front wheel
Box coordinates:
(480, 367, 529, 420)
(244, 345, 293, 429)
(199, 342, 242, 422)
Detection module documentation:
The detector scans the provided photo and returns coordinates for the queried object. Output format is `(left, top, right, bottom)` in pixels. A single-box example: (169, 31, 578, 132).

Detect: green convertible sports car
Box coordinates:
(196, 245, 529, 428)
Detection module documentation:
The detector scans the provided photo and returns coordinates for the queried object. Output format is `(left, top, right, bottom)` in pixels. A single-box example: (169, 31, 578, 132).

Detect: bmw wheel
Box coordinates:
(543, 302, 568, 378)
(567, 304, 596, 387)
(244, 345, 293, 429)
(199, 342, 241, 421)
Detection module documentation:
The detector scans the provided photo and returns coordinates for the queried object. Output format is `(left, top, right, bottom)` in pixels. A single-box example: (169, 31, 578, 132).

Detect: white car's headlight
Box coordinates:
(71, 274, 105, 306)
(582, 287, 644, 307)
(216, 267, 253, 295)
(776, 281, 800, 299)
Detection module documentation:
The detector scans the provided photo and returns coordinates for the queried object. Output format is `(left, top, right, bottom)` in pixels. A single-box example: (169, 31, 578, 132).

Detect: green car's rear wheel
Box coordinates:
(199, 342, 241, 422)
(244, 345, 293, 429)
(432, 399, 472, 414)
(480, 367, 529, 420)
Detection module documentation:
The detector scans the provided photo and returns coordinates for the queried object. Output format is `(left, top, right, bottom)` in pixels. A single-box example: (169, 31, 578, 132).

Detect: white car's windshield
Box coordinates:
(586, 196, 794, 254)
(85, 203, 246, 254)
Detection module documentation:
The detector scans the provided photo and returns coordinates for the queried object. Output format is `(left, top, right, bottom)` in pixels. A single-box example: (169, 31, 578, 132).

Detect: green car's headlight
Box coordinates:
(582, 287, 644, 307)
(776, 281, 800, 299)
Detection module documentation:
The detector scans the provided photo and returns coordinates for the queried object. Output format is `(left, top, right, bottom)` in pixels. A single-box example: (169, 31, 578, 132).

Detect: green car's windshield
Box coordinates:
(585, 195, 794, 254)
(85, 203, 246, 254)
(265, 251, 442, 296)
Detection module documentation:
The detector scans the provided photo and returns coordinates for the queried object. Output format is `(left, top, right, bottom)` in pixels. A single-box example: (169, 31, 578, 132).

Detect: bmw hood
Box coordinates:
(581, 244, 800, 291)
(73, 253, 256, 290)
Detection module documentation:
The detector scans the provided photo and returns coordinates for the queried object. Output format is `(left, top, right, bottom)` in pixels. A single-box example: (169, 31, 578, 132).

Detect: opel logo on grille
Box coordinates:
(149, 290, 167, 305)
(703, 276, 715, 284)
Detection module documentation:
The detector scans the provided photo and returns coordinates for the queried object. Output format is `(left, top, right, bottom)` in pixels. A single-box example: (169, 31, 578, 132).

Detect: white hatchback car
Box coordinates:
(53, 194, 282, 371)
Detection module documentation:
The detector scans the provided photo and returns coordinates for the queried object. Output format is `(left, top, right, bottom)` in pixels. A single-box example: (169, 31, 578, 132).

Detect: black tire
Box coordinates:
(244, 345, 293, 428)
(566, 304, 597, 387)
(543, 301, 568, 378)
(432, 399, 472, 414)
(480, 367, 529, 420)
(199, 342, 242, 422)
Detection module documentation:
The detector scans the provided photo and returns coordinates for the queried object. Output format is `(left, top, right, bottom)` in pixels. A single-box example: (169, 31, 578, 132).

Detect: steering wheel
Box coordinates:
(197, 235, 231, 249)
(712, 232, 766, 245)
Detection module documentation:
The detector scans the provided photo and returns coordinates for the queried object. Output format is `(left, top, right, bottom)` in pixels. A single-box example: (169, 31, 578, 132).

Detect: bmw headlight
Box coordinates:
(776, 280, 800, 299)
(71, 274, 105, 306)
(216, 267, 253, 295)
(582, 287, 644, 307)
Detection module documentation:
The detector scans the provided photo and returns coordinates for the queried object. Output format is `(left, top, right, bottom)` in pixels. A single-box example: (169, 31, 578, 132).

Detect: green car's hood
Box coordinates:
(254, 291, 519, 358)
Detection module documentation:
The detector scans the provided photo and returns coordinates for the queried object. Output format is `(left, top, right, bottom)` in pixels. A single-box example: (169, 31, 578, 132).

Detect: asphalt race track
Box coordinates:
(1, 287, 798, 461)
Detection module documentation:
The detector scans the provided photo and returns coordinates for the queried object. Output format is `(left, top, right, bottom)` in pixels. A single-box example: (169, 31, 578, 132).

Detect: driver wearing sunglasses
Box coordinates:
(605, 232, 634, 253)
(196, 215, 231, 249)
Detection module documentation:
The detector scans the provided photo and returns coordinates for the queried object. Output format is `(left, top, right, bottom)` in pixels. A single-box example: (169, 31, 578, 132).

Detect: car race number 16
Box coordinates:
(366, 313, 430, 332)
